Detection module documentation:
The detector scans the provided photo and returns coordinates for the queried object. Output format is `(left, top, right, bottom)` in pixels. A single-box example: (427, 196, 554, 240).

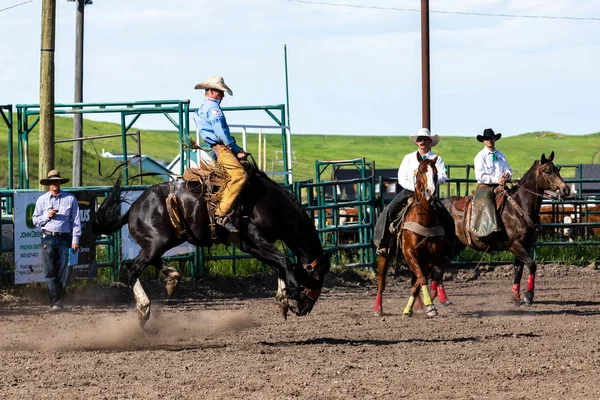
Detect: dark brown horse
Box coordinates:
(442, 152, 570, 305)
(373, 155, 446, 317)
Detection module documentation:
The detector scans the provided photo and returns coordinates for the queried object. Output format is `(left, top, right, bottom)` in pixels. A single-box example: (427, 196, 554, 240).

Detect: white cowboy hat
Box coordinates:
(410, 128, 440, 147)
(193, 76, 233, 96)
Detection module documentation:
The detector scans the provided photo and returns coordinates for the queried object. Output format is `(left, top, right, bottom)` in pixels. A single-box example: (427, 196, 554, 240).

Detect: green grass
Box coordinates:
(1, 116, 598, 280)
(1, 115, 598, 188)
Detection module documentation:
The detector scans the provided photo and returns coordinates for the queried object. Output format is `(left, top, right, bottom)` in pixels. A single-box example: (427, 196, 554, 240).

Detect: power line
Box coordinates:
(280, 0, 600, 22)
(0, 0, 36, 13)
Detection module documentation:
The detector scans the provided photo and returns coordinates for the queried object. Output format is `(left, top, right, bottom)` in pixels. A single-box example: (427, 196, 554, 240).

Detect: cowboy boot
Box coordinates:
(216, 215, 238, 233)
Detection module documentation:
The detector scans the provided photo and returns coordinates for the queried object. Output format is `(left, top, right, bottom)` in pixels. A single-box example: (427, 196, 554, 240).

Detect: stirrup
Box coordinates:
(376, 247, 388, 257)
(216, 216, 238, 233)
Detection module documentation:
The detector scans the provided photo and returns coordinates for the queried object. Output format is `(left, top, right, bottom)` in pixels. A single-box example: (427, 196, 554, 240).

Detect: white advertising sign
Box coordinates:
(13, 192, 44, 283)
(13, 191, 98, 284)
(120, 190, 194, 260)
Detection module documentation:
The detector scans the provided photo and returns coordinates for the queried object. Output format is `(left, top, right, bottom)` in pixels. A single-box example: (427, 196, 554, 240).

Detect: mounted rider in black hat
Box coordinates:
(471, 128, 513, 238)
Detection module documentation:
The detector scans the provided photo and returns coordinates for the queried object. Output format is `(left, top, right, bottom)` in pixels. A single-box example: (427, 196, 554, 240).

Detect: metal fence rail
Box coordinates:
(1, 163, 599, 285)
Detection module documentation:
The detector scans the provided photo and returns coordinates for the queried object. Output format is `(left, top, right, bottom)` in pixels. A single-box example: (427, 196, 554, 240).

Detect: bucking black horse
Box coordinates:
(92, 161, 330, 326)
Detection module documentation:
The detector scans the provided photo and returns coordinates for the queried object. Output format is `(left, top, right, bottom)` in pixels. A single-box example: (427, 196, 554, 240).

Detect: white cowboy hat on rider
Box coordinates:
(194, 76, 233, 96)
(410, 128, 440, 147)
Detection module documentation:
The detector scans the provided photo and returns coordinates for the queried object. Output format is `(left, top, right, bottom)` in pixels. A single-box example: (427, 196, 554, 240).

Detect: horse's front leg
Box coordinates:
(240, 226, 302, 313)
(510, 244, 537, 305)
(512, 259, 525, 304)
(132, 279, 151, 325)
(403, 250, 437, 317)
(430, 265, 451, 306)
(373, 255, 390, 316)
(275, 278, 289, 319)
(121, 249, 162, 327)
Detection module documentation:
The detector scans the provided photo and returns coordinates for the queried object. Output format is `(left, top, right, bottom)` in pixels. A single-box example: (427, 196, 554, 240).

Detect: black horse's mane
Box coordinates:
(249, 163, 314, 227)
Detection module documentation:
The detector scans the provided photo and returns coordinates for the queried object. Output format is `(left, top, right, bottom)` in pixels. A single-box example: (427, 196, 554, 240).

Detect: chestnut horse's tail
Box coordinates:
(92, 177, 130, 235)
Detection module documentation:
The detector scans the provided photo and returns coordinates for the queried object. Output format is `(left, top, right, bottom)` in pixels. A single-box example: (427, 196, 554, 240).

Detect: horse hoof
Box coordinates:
(441, 300, 452, 307)
(514, 299, 525, 307)
(277, 302, 289, 320)
(288, 299, 300, 315)
(524, 291, 534, 305)
(165, 278, 180, 297)
(374, 310, 383, 317)
(137, 310, 150, 328)
(402, 313, 412, 319)
(425, 305, 437, 317)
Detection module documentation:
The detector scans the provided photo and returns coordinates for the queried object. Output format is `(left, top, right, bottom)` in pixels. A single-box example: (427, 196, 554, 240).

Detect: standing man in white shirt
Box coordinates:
(374, 128, 449, 256)
(471, 128, 512, 237)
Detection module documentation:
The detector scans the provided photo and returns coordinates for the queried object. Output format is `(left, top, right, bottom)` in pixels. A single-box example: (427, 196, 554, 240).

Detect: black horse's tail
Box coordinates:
(92, 177, 130, 235)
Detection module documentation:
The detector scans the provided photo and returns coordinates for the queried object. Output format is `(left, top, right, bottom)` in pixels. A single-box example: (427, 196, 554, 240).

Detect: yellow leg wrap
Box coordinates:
(403, 296, 416, 315)
(421, 285, 433, 307)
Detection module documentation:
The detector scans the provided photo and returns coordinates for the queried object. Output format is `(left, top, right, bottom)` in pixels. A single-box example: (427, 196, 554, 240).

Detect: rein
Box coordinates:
(508, 172, 564, 201)
(511, 181, 560, 201)
(506, 195, 536, 229)
(505, 179, 554, 230)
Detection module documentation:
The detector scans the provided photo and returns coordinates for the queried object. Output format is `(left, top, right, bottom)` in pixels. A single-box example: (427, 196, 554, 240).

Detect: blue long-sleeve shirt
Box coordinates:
(32, 190, 82, 245)
(192, 97, 241, 153)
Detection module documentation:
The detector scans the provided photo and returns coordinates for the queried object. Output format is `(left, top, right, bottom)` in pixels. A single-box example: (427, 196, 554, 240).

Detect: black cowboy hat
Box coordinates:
(40, 169, 69, 186)
(477, 128, 502, 143)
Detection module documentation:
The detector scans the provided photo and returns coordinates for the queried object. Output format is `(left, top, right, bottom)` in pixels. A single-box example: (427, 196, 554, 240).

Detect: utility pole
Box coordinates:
(421, 0, 431, 130)
(71, 0, 92, 186)
(39, 0, 56, 190)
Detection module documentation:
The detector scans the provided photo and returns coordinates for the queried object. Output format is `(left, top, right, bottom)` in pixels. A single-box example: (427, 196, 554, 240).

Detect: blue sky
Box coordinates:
(1, 0, 599, 137)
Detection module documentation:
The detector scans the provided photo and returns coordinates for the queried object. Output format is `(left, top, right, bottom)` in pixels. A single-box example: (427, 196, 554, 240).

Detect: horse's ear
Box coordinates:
(433, 154, 439, 163)
(541, 153, 547, 163)
(416, 152, 422, 163)
(548, 151, 554, 162)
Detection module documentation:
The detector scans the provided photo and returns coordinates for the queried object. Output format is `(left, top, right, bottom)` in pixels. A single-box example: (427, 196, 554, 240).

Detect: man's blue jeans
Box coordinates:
(41, 234, 72, 306)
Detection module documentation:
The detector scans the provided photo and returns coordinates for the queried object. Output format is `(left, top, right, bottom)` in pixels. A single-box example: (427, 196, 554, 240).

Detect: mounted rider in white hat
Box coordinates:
(192, 76, 247, 233)
(374, 128, 451, 256)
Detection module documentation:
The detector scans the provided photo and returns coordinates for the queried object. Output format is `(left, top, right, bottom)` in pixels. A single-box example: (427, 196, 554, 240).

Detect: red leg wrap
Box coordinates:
(527, 274, 535, 292)
(438, 285, 448, 303)
(430, 281, 438, 299)
(512, 284, 521, 301)
(374, 293, 382, 313)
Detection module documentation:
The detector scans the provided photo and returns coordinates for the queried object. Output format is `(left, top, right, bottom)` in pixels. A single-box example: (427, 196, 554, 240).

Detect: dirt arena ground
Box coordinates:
(2, 263, 600, 400)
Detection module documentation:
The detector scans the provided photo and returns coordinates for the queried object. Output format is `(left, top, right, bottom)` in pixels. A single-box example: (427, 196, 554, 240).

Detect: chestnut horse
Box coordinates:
(373, 155, 446, 317)
(442, 152, 570, 305)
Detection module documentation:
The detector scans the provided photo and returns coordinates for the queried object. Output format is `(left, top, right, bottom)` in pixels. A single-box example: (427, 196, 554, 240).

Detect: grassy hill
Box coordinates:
(0, 115, 598, 188)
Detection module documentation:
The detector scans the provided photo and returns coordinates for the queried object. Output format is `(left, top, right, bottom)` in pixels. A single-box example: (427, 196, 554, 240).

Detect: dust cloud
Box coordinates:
(1, 309, 256, 352)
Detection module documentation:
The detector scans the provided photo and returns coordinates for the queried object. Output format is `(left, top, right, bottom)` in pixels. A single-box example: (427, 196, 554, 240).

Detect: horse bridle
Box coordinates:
(505, 178, 562, 230)
(300, 254, 325, 301)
